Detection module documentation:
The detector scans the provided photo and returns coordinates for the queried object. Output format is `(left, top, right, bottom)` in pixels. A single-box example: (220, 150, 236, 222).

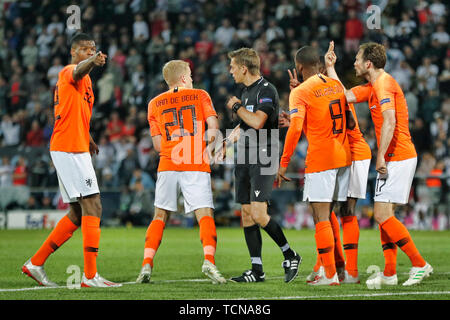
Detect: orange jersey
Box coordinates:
(148, 87, 217, 172)
(50, 64, 94, 152)
(281, 74, 351, 173)
(347, 103, 371, 161)
(351, 71, 417, 162)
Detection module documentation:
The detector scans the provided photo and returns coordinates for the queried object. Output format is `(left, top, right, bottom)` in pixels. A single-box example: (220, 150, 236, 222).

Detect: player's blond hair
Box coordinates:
(228, 48, 260, 76)
(162, 60, 190, 86)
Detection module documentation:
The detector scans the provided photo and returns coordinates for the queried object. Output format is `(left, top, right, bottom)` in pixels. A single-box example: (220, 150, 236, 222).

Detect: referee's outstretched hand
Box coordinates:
(276, 166, 291, 188)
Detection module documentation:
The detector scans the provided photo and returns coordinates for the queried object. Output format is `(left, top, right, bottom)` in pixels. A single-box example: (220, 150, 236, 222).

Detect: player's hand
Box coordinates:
(287, 68, 300, 90)
(376, 154, 387, 175)
(93, 51, 107, 67)
(325, 41, 337, 68)
(278, 111, 290, 128)
(276, 166, 291, 188)
(214, 139, 227, 163)
(89, 140, 99, 156)
(226, 96, 241, 110)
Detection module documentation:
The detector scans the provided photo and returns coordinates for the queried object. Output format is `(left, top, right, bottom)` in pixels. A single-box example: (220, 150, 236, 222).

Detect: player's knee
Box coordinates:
(153, 210, 168, 222)
(241, 212, 253, 225)
(341, 205, 355, 217)
(68, 203, 82, 226)
(373, 211, 389, 225)
(81, 194, 102, 217)
(250, 208, 269, 226)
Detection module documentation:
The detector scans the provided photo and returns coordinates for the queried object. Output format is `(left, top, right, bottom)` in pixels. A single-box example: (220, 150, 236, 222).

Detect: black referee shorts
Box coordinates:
(234, 163, 275, 204)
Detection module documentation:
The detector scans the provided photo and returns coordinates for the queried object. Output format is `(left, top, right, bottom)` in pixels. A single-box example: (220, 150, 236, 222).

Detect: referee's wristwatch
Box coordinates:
(232, 102, 243, 113)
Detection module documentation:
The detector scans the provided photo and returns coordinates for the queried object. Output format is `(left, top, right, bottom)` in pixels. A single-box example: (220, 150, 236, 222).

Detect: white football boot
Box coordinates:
(403, 262, 433, 286)
(22, 259, 58, 287)
(81, 273, 122, 288)
(306, 266, 324, 283)
(341, 270, 360, 284)
(366, 272, 397, 289)
(202, 260, 226, 284)
(136, 264, 152, 283)
(308, 272, 340, 286)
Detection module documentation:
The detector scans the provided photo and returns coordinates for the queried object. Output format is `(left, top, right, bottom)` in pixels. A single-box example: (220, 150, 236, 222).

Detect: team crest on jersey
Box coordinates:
(254, 190, 260, 197)
(85, 178, 93, 188)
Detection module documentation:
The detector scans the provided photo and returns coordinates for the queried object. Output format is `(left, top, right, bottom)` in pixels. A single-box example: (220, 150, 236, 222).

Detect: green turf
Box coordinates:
(0, 227, 449, 300)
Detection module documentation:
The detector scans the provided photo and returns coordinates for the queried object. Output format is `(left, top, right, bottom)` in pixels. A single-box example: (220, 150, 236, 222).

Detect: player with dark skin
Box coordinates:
(66, 40, 107, 226)
(278, 58, 362, 283)
(22, 34, 119, 288)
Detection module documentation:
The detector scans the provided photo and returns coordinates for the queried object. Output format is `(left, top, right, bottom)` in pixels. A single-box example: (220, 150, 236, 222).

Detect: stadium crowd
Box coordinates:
(0, 0, 448, 229)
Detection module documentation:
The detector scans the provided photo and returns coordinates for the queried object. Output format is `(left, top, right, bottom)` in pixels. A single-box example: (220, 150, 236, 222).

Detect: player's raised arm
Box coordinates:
(324, 41, 357, 103)
(287, 68, 301, 91)
(73, 51, 107, 82)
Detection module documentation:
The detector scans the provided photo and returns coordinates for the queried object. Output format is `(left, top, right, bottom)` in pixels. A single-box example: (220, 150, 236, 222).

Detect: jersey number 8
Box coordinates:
(329, 99, 344, 134)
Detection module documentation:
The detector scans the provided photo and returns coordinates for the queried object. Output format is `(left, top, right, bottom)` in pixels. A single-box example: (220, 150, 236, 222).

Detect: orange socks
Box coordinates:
(313, 254, 322, 272)
(380, 216, 426, 268)
(379, 224, 397, 276)
(142, 219, 165, 267)
(341, 215, 359, 277)
(31, 215, 78, 266)
(330, 211, 345, 268)
(315, 221, 336, 278)
(81, 215, 101, 279)
(199, 216, 217, 265)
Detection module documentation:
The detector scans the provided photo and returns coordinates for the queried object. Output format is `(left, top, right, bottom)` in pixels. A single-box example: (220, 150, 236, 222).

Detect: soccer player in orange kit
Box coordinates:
(22, 33, 121, 288)
(325, 41, 432, 287)
(277, 46, 352, 285)
(136, 60, 226, 284)
(282, 57, 371, 284)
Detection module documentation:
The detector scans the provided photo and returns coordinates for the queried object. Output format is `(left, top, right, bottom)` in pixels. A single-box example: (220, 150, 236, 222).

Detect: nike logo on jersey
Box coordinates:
(254, 190, 260, 197)
(370, 105, 376, 109)
(263, 83, 268, 86)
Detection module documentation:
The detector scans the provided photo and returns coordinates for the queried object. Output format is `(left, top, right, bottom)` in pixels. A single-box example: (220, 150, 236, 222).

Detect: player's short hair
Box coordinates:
(295, 46, 320, 68)
(319, 55, 326, 73)
(359, 42, 386, 69)
(162, 60, 190, 86)
(228, 48, 260, 76)
(70, 33, 94, 48)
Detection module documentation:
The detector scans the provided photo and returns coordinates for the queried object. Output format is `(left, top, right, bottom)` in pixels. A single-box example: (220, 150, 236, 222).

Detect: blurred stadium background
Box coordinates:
(0, 0, 448, 231)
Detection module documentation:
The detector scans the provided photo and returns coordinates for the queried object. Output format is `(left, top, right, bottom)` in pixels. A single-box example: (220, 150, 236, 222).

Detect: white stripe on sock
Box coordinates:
(251, 257, 262, 265)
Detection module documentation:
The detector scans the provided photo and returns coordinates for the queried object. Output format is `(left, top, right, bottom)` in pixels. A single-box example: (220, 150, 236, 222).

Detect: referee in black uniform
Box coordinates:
(222, 48, 301, 283)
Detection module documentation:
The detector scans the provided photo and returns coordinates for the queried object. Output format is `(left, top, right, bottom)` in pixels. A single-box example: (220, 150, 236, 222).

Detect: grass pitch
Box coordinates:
(0, 227, 449, 300)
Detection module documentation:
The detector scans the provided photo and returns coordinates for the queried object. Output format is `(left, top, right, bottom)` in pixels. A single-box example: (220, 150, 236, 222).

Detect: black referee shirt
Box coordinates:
(236, 77, 280, 164)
